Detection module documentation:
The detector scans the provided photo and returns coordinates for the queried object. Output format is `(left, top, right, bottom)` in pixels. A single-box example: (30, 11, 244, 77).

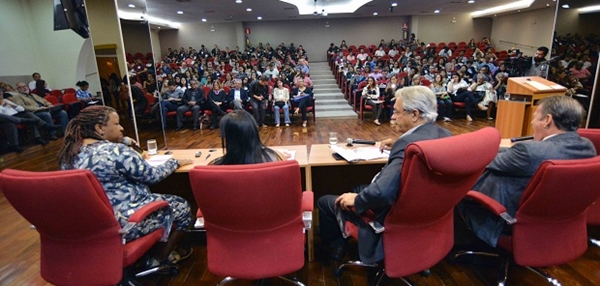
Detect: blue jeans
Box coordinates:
(437, 98, 453, 119)
(160, 101, 179, 127)
(452, 91, 477, 116)
(274, 103, 290, 125)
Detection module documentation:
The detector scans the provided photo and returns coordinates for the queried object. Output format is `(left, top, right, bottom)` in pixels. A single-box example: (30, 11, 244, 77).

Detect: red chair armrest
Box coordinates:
(128, 201, 169, 223)
(465, 191, 516, 224)
(302, 191, 314, 212)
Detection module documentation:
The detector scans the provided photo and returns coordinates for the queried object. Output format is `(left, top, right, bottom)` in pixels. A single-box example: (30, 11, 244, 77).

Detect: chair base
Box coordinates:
(590, 238, 600, 248)
(336, 261, 421, 286)
(454, 250, 562, 286)
(216, 276, 305, 286)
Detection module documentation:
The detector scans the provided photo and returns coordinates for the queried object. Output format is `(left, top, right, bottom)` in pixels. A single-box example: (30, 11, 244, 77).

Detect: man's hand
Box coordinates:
(335, 193, 358, 211)
(379, 138, 395, 152)
(189, 101, 196, 106)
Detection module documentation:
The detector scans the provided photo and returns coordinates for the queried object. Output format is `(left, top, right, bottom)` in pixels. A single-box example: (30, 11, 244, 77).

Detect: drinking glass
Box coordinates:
(329, 132, 338, 146)
(147, 139, 158, 155)
(503, 92, 511, 101)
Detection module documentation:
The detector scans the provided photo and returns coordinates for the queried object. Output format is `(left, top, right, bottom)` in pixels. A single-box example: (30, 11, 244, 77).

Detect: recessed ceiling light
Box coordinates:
(257, 16, 262, 20)
(235, 0, 242, 3)
(468, 0, 475, 3)
(391, 2, 398, 7)
(373, 12, 378, 15)
(246, 8, 252, 12)
(177, 11, 183, 14)
(128, 4, 135, 8)
(434, 9, 440, 13)
(546, 3, 549, 6)
(562, 4, 570, 8)
(201, 18, 207, 22)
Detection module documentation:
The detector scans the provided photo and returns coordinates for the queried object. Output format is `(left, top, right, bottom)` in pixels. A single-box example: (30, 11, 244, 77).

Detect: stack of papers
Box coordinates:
(146, 155, 172, 166)
(331, 145, 389, 162)
(273, 149, 296, 161)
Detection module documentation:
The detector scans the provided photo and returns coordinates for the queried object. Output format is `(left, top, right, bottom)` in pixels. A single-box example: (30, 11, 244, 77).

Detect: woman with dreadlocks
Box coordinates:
(57, 105, 194, 264)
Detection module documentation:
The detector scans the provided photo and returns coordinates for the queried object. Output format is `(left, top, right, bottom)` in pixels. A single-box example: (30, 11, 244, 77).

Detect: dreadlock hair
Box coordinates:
(57, 106, 116, 168)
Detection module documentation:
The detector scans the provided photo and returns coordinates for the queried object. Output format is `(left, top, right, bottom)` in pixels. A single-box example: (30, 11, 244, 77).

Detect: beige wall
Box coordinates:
(555, 9, 600, 37)
(491, 7, 556, 56)
(86, 0, 127, 77)
(414, 13, 492, 45)
(150, 28, 162, 62)
(0, 0, 98, 91)
(158, 22, 240, 60)
(121, 22, 153, 55)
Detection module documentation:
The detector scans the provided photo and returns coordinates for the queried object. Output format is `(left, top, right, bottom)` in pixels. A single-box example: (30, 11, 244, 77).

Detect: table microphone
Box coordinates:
(510, 136, 534, 143)
(122, 136, 144, 153)
(346, 138, 377, 146)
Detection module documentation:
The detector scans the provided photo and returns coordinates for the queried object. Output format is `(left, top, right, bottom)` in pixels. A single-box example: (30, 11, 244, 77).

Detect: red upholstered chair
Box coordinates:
(577, 128, 600, 246)
(455, 156, 600, 286)
(336, 127, 501, 285)
(0, 169, 176, 286)
(189, 160, 313, 285)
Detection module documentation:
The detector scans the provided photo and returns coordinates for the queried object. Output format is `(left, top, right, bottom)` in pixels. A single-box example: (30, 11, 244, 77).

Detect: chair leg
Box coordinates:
(525, 266, 562, 286)
(216, 276, 237, 286)
(454, 250, 499, 260)
(277, 276, 306, 286)
(497, 255, 509, 286)
(335, 260, 379, 277)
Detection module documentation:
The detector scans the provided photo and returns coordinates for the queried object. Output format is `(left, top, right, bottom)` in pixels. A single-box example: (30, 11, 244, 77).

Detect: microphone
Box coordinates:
(546, 56, 561, 63)
(346, 138, 377, 146)
(122, 136, 144, 153)
(510, 136, 534, 143)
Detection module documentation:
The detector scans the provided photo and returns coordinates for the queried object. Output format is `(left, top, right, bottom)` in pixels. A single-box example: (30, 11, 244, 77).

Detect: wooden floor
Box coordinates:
(2, 116, 600, 286)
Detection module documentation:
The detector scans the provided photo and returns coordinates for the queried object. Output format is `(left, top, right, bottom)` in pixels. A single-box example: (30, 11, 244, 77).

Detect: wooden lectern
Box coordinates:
(495, 76, 566, 138)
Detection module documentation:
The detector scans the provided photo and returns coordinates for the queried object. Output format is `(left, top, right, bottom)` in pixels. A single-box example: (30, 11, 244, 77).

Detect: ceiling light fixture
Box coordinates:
(257, 16, 262, 20)
(468, 0, 475, 3)
(246, 8, 252, 11)
(561, 4, 570, 9)
(391, 2, 398, 7)
(373, 12, 378, 15)
(235, 0, 242, 3)
(177, 11, 183, 14)
(471, 0, 534, 17)
(282, 0, 372, 15)
(201, 18, 207, 22)
(434, 9, 440, 13)
(128, 4, 135, 8)
(579, 5, 600, 14)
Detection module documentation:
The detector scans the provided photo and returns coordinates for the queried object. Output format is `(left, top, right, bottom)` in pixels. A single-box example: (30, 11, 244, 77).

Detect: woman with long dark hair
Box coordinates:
(362, 76, 382, 125)
(57, 106, 193, 264)
(210, 110, 283, 165)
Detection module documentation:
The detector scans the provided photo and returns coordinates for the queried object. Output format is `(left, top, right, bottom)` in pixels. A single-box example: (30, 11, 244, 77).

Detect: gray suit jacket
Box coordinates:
(462, 131, 597, 247)
(354, 123, 452, 263)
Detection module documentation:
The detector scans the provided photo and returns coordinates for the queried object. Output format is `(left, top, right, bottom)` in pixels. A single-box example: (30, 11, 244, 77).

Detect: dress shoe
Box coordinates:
(466, 115, 473, 122)
(8, 145, 24, 153)
(324, 242, 347, 262)
(34, 137, 48, 145)
(193, 126, 199, 131)
(209, 125, 217, 130)
(47, 134, 59, 141)
(175, 126, 183, 131)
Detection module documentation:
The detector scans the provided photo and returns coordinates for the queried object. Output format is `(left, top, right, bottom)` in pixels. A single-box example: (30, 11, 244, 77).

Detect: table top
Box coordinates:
(157, 145, 308, 172)
(308, 144, 388, 167)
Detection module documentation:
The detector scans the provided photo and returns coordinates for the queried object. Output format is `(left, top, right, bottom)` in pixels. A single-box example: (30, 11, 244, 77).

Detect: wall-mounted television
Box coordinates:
(53, 0, 90, 39)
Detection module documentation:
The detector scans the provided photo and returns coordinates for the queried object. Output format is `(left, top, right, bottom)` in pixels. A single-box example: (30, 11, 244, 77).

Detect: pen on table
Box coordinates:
(205, 153, 211, 160)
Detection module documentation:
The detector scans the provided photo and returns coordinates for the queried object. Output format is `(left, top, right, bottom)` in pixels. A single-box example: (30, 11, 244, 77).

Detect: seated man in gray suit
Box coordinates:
(317, 86, 452, 263)
(458, 95, 597, 247)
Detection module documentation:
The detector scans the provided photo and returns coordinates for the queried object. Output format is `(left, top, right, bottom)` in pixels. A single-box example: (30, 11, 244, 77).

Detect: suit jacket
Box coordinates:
(225, 88, 249, 104)
(182, 87, 205, 106)
(354, 123, 452, 263)
(7, 92, 52, 112)
(462, 131, 597, 247)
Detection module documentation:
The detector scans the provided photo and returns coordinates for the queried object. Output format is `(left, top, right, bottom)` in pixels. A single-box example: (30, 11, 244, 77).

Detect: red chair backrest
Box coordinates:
(63, 88, 76, 94)
(383, 127, 500, 277)
(44, 95, 59, 105)
(202, 86, 211, 98)
(62, 93, 77, 104)
(576, 129, 600, 225)
(0, 169, 123, 286)
(511, 156, 600, 266)
(189, 160, 305, 279)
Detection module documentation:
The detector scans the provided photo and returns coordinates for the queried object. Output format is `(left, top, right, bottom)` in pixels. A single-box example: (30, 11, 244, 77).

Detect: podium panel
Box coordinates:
(496, 76, 566, 138)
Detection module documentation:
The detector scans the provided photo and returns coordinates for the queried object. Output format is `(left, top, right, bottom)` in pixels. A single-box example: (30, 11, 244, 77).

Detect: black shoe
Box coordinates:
(8, 145, 24, 153)
(193, 126, 199, 131)
(43, 124, 62, 131)
(47, 134, 59, 141)
(175, 126, 183, 131)
(34, 137, 48, 145)
(328, 244, 347, 261)
(209, 125, 216, 130)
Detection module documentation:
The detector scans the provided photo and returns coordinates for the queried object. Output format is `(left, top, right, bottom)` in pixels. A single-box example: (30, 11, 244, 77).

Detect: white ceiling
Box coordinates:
(114, 0, 579, 24)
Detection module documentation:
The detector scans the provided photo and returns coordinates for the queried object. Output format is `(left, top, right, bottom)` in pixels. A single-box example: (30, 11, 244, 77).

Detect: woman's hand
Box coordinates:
(176, 158, 194, 166)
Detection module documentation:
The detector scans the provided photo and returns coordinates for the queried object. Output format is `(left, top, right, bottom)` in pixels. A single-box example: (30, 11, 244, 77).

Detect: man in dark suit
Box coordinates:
(317, 86, 452, 264)
(225, 79, 249, 110)
(176, 80, 205, 131)
(458, 95, 597, 247)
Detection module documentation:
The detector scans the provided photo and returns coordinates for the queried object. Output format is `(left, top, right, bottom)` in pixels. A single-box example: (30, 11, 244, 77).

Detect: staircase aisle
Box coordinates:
(309, 62, 357, 118)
